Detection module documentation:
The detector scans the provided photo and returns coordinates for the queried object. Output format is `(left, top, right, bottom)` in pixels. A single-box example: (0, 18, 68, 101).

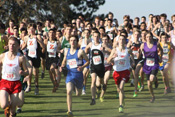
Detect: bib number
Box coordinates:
(28, 49, 37, 58)
(68, 59, 77, 69)
(93, 55, 102, 65)
(133, 51, 138, 59)
(146, 58, 155, 66)
(117, 59, 126, 66)
(162, 54, 169, 62)
(48, 52, 56, 58)
(6, 73, 15, 79)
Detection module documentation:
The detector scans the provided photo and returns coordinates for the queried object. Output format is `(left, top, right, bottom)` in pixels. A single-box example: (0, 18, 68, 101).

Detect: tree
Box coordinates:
(0, 0, 105, 27)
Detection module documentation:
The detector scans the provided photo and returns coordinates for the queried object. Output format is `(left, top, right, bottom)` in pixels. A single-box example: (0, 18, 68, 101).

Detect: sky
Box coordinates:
(94, 0, 175, 24)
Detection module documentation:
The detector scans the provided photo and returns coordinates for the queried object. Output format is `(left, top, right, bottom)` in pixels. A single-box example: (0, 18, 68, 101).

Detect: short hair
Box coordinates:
(69, 35, 79, 42)
(108, 12, 114, 17)
(141, 16, 146, 20)
(99, 26, 105, 32)
(49, 28, 56, 32)
(20, 28, 27, 34)
(160, 32, 167, 38)
(28, 23, 36, 29)
(102, 34, 110, 40)
(160, 13, 167, 19)
(8, 37, 20, 46)
(37, 22, 43, 26)
(171, 14, 175, 21)
(93, 30, 100, 35)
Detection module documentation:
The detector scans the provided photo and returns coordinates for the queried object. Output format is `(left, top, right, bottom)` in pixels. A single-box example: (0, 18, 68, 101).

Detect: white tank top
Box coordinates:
(91, 42, 102, 50)
(113, 47, 130, 71)
(80, 38, 87, 50)
(2, 52, 21, 81)
(27, 37, 38, 58)
(106, 26, 114, 32)
(47, 41, 57, 58)
(170, 30, 175, 46)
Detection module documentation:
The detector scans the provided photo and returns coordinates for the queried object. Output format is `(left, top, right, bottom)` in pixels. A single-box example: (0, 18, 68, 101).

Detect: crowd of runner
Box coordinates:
(0, 12, 175, 117)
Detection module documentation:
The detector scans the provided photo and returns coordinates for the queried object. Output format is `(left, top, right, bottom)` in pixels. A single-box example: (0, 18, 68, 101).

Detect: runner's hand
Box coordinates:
(23, 77, 29, 83)
(77, 66, 83, 71)
(59, 67, 63, 72)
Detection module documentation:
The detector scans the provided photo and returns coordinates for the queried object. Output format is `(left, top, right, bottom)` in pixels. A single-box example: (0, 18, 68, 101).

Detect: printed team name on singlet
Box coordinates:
(92, 50, 102, 65)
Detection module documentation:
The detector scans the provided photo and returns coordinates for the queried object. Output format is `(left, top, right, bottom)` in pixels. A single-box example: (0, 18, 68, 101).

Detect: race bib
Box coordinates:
(133, 50, 138, 59)
(117, 59, 126, 66)
(6, 72, 15, 79)
(93, 55, 102, 65)
(68, 59, 77, 69)
(146, 58, 155, 66)
(48, 52, 56, 58)
(162, 54, 169, 62)
(28, 49, 37, 58)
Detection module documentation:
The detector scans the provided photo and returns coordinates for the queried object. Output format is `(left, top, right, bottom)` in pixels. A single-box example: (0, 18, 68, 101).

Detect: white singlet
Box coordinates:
(113, 47, 130, 71)
(2, 52, 21, 81)
(47, 41, 57, 58)
(27, 37, 38, 58)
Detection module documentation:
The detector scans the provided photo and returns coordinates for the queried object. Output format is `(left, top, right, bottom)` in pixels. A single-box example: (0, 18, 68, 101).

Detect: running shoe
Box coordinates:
(16, 108, 22, 114)
(41, 72, 45, 79)
(150, 96, 155, 103)
(67, 111, 73, 117)
(35, 87, 39, 95)
(100, 97, 104, 102)
(139, 85, 144, 92)
(82, 89, 86, 95)
(133, 91, 138, 97)
(25, 86, 31, 93)
(119, 106, 123, 113)
(4, 106, 10, 117)
(130, 79, 134, 86)
(90, 99, 96, 105)
(138, 82, 141, 89)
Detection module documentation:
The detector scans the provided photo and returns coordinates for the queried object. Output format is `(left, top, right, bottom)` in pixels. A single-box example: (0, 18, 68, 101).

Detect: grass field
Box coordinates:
(0, 70, 175, 117)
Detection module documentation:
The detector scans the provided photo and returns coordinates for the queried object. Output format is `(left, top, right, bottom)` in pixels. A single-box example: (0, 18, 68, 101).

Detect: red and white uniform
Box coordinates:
(2, 52, 21, 81)
(47, 41, 57, 58)
(113, 47, 130, 85)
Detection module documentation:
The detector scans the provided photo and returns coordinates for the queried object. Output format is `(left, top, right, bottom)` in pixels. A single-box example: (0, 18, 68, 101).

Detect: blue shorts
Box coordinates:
(66, 71, 83, 89)
(159, 62, 168, 71)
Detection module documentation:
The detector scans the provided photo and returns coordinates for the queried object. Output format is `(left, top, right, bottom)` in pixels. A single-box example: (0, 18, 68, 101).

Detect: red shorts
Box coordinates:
(113, 70, 130, 85)
(0, 79, 22, 94)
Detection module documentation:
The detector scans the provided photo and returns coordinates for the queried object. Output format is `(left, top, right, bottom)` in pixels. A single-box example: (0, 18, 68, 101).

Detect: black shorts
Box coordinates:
(40, 52, 46, 59)
(146, 69, 158, 80)
(131, 59, 141, 70)
(46, 57, 59, 70)
(27, 57, 41, 68)
(90, 65, 105, 78)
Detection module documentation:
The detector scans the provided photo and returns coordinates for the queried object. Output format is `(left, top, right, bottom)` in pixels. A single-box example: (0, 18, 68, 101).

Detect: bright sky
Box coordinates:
(94, 0, 175, 24)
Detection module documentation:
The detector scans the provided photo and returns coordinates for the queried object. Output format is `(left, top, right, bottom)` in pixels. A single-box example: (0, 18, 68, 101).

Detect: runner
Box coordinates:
(96, 34, 112, 102)
(85, 30, 105, 105)
(159, 32, 173, 94)
(23, 23, 45, 95)
(127, 29, 142, 97)
(44, 28, 61, 92)
(0, 37, 29, 117)
(6, 19, 14, 37)
(107, 35, 135, 113)
(139, 31, 162, 103)
(60, 35, 89, 117)
(78, 29, 91, 95)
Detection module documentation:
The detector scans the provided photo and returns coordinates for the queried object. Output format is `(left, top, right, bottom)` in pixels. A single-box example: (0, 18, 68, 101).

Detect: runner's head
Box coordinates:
(102, 34, 110, 44)
(69, 35, 79, 47)
(49, 28, 56, 40)
(145, 31, 153, 42)
(28, 23, 36, 35)
(93, 30, 100, 42)
(160, 32, 168, 42)
(118, 35, 126, 46)
(8, 37, 20, 52)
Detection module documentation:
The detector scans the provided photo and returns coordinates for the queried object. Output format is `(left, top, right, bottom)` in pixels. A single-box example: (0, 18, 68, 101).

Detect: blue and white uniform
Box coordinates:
(66, 48, 83, 89)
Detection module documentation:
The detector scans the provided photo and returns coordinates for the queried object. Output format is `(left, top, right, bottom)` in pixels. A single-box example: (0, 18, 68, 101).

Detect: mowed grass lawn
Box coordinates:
(0, 69, 175, 117)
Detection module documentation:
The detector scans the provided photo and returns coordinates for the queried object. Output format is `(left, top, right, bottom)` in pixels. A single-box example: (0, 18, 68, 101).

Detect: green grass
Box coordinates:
(1, 70, 175, 117)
